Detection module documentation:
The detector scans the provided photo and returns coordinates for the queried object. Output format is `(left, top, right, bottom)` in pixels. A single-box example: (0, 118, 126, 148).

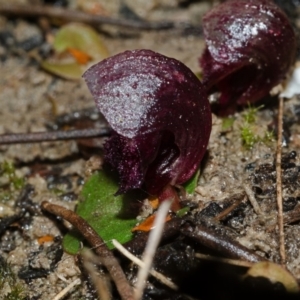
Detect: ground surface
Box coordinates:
(1, 0, 300, 299)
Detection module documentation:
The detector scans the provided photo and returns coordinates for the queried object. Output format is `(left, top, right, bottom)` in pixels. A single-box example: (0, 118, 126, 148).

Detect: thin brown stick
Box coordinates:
(112, 239, 178, 291)
(195, 253, 253, 268)
(214, 195, 246, 221)
(181, 223, 266, 263)
(276, 97, 286, 265)
(243, 183, 263, 216)
(82, 250, 112, 300)
(284, 204, 300, 224)
(0, 4, 176, 30)
(121, 217, 184, 255)
(135, 199, 172, 300)
(0, 128, 110, 145)
(41, 201, 134, 300)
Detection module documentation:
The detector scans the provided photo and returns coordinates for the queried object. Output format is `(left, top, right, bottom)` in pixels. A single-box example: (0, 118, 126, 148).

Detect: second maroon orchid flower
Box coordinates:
(200, 0, 297, 114)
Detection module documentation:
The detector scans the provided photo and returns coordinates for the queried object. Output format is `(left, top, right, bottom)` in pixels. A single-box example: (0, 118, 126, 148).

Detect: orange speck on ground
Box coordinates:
(38, 235, 54, 244)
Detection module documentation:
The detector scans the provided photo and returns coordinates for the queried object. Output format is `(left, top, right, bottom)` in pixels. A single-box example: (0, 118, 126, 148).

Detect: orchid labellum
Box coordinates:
(83, 50, 211, 200)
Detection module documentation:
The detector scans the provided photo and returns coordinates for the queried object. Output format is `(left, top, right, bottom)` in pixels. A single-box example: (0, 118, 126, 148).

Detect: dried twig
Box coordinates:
(112, 239, 178, 291)
(276, 97, 286, 265)
(284, 204, 300, 224)
(52, 278, 81, 300)
(82, 250, 112, 300)
(181, 223, 266, 263)
(0, 128, 110, 145)
(243, 183, 263, 215)
(135, 199, 172, 300)
(41, 201, 134, 300)
(195, 253, 253, 268)
(0, 4, 178, 30)
(214, 194, 246, 221)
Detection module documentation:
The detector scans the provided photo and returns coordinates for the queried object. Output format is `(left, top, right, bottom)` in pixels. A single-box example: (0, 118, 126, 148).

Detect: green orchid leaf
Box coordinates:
(63, 170, 137, 254)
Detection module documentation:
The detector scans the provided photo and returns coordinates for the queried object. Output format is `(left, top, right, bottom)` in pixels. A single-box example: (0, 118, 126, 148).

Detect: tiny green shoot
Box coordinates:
(0, 161, 24, 190)
(241, 125, 258, 149)
(222, 117, 235, 131)
(0, 258, 27, 300)
(243, 104, 264, 124)
(183, 169, 200, 194)
(176, 206, 190, 217)
(240, 105, 274, 149)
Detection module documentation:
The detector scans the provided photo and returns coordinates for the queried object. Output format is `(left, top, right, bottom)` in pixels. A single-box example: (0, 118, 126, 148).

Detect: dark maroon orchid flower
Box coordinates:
(200, 0, 297, 114)
(83, 49, 211, 199)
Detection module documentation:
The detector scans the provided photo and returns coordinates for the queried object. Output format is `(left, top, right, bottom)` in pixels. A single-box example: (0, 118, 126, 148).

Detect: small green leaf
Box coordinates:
(183, 169, 200, 194)
(41, 23, 109, 79)
(53, 22, 109, 60)
(63, 170, 137, 254)
(40, 61, 82, 80)
(62, 232, 81, 255)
